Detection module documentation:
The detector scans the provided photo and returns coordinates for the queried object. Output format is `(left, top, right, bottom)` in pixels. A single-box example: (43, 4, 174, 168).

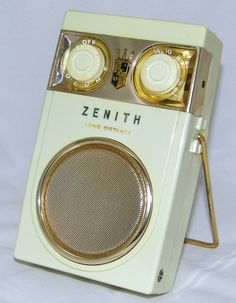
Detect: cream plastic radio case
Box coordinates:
(15, 11, 222, 294)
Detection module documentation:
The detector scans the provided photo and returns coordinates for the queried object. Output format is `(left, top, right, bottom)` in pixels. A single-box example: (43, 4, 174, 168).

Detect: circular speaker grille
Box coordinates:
(37, 138, 152, 265)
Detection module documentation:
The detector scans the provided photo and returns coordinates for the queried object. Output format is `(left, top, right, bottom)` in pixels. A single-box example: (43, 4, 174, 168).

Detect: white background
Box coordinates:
(0, 1, 235, 302)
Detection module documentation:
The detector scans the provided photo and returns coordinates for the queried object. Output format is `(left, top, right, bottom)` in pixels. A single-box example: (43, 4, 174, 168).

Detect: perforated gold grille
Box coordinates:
(37, 138, 152, 265)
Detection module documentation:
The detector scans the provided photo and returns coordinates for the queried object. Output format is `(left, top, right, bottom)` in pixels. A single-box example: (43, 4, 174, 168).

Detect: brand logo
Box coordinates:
(111, 48, 134, 89)
(82, 106, 141, 125)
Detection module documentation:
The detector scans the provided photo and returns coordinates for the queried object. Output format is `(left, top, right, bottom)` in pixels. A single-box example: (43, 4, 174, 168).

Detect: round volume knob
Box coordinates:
(140, 53, 180, 93)
(66, 44, 105, 83)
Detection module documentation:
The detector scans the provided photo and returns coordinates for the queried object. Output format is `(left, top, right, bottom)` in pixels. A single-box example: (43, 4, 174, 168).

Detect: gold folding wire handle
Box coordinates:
(185, 133, 219, 249)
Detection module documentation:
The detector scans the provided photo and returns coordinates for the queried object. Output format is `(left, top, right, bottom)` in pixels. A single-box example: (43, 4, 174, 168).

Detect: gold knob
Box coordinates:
(62, 36, 111, 92)
(133, 45, 190, 105)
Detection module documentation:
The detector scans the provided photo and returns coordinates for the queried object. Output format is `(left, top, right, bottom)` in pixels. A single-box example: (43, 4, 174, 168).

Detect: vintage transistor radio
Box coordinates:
(15, 11, 222, 294)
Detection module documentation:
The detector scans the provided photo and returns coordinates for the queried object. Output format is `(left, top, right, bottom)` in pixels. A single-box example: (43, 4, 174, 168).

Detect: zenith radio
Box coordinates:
(15, 11, 222, 295)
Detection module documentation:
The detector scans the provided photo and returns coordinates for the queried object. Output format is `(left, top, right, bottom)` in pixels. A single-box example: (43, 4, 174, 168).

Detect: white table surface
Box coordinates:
(1, 1, 236, 302)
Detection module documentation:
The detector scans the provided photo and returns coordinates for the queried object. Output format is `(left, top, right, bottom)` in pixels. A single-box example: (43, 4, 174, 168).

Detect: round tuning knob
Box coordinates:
(133, 45, 187, 104)
(140, 53, 180, 93)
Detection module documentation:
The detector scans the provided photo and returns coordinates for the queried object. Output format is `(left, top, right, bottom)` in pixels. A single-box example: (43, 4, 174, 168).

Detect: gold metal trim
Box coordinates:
(48, 30, 212, 116)
(185, 134, 219, 249)
(37, 138, 153, 265)
(48, 30, 212, 117)
(187, 49, 212, 116)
